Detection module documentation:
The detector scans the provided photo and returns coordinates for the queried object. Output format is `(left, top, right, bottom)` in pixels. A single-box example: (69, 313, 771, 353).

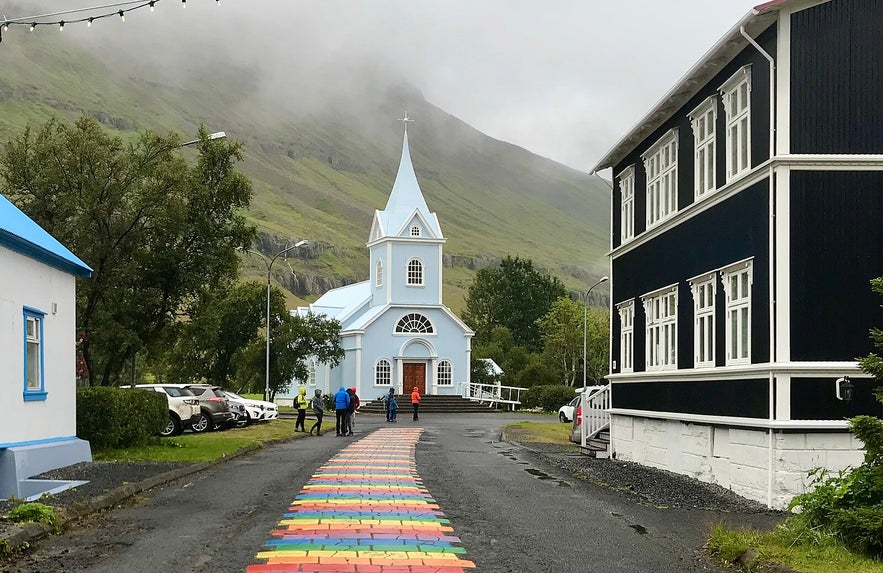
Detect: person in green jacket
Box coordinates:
(294, 386, 309, 432)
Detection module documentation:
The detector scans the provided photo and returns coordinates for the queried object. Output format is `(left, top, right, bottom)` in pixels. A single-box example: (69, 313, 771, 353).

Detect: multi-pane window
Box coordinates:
(690, 97, 717, 199)
(643, 130, 679, 228)
(23, 308, 45, 399)
(375, 260, 383, 287)
(395, 313, 434, 334)
(619, 166, 635, 243)
(690, 273, 716, 368)
(721, 66, 751, 180)
(375, 359, 391, 386)
(722, 260, 752, 365)
(437, 360, 452, 386)
(407, 258, 424, 285)
(617, 300, 635, 373)
(307, 360, 317, 386)
(643, 286, 678, 371)
(410, 225, 421, 237)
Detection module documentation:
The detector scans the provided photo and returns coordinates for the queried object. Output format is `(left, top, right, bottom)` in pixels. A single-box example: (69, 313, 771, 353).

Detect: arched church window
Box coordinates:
(407, 258, 424, 285)
(395, 313, 434, 334)
(410, 225, 421, 237)
(307, 360, 317, 386)
(376, 260, 383, 287)
(375, 359, 391, 386)
(437, 360, 452, 386)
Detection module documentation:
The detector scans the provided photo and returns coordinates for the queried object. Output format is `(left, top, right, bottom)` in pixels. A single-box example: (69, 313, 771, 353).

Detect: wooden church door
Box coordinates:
(403, 363, 426, 395)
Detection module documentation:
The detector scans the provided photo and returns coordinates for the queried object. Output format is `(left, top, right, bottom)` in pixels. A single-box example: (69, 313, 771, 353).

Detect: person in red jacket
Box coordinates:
(410, 386, 421, 421)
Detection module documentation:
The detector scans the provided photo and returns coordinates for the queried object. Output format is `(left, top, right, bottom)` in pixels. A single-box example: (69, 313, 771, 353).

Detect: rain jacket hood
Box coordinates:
(411, 387, 421, 403)
(312, 389, 324, 412)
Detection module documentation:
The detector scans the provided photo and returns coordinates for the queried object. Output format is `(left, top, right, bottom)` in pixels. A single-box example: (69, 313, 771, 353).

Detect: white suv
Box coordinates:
(131, 384, 201, 437)
(223, 391, 278, 422)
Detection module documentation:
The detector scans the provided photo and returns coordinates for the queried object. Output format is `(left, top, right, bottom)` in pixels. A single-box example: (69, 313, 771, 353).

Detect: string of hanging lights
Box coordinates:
(0, 0, 220, 42)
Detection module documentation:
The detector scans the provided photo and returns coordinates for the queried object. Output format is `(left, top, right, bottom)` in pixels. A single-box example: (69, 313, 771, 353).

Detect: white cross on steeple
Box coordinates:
(398, 111, 414, 134)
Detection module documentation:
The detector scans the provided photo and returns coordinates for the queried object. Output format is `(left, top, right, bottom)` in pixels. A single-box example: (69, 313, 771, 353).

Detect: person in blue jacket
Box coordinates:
(334, 387, 350, 436)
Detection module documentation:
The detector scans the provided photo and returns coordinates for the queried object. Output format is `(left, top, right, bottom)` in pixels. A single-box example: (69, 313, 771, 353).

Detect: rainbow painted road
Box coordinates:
(247, 428, 476, 573)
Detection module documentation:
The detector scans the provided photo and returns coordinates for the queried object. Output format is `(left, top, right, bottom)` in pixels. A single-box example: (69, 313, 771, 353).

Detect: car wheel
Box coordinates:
(242, 412, 252, 427)
(191, 411, 211, 433)
(160, 413, 182, 437)
(559, 412, 567, 423)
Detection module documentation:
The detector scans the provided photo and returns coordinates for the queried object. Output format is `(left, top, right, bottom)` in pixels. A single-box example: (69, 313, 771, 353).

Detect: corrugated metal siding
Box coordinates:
(612, 379, 769, 418)
(611, 180, 770, 374)
(790, 171, 883, 361)
(791, 0, 883, 153)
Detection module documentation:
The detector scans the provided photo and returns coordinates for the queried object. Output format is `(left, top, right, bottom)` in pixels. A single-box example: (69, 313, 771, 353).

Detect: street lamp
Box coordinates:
(582, 276, 609, 391)
(181, 131, 226, 147)
(243, 241, 308, 402)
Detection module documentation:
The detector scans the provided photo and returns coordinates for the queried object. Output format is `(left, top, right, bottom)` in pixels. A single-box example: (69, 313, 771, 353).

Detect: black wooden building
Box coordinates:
(592, 0, 883, 508)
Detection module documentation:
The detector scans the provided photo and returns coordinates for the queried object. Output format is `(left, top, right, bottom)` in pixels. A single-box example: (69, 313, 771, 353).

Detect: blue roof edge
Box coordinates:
(0, 230, 93, 277)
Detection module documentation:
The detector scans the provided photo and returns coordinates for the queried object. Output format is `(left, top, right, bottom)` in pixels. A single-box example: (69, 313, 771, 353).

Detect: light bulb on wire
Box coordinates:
(29, 22, 35, 32)
(87, 17, 93, 27)
(119, 10, 125, 22)
(149, 1, 155, 12)
(59, 20, 64, 32)
(2, 22, 8, 32)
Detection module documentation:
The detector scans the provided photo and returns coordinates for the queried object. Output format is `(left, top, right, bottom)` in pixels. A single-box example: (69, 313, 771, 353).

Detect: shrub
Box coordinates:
(514, 361, 560, 389)
(7, 502, 59, 528)
(77, 386, 167, 450)
(521, 385, 576, 412)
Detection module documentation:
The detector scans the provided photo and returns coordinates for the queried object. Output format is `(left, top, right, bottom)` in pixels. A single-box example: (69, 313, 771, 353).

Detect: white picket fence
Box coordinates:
(466, 382, 526, 411)
(580, 384, 611, 448)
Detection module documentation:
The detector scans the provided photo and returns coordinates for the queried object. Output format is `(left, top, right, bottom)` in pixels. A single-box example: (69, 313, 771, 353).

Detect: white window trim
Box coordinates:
(720, 65, 752, 182)
(642, 129, 679, 229)
(689, 96, 717, 200)
(616, 299, 635, 373)
(618, 165, 635, 243)
(720, 258, 753, 366)
(375, 358, 392, 386)
(437, 359, 453, 386)
(394, 313, 435, 335)
(641, 284, 678, 371)
(688, 271, 717, 369)
(406, 257, 424, 287)
(375, 260, 383, 288)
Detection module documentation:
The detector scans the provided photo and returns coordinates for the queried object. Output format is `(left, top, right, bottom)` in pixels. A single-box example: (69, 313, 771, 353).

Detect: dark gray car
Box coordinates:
(184, 384, 236, 433)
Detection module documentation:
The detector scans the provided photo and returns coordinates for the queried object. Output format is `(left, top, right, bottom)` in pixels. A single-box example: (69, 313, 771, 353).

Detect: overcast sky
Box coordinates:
(12, 1, 760, 171)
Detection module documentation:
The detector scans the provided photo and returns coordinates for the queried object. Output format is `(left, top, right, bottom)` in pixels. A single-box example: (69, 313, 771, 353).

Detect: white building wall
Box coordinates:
(0, 247, 78, 446)
(610, 414, 864, 509)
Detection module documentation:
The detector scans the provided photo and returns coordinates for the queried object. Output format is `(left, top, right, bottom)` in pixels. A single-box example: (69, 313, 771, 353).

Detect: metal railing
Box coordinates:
(467, 383, 526, 411)
(580, 384, 611, 448)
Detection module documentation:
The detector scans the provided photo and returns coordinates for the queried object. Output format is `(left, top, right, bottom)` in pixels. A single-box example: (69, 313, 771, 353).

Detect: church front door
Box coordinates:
(403, 363, 426, 395)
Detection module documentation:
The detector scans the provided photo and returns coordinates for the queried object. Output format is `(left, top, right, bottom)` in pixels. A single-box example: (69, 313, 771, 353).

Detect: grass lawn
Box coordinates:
(94, 420, 296, 463)
(502, 421, 572, 444)
(708, 524, 883, 573)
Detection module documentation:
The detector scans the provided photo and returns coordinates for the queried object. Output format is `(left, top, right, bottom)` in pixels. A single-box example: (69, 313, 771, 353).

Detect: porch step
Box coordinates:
(579, 432, 611, 458)
(358, 395, 497, 414)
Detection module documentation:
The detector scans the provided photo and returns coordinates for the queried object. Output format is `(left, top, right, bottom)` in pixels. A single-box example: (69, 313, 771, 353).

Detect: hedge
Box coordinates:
(521, 385, 578, 412)
(76, 386, 168, 450)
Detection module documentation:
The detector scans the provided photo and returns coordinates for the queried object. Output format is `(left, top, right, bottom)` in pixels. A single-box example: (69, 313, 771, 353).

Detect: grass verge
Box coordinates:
(94, 420, 295, 463)
(502, 421, 572, 444)
(707, 523, 883, 573)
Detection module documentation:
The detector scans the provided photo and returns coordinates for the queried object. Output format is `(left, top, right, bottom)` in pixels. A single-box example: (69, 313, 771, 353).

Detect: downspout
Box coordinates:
(741, 23, 777, 509)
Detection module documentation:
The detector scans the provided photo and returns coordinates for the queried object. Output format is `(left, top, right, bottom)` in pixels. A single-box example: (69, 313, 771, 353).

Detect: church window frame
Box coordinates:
(437, 360, 453, 386)
(375, 358, 392, 386)
(376, 260, 383, 288)
(394, 313, 434, 335)
(406, 258, 424, 286)
(410, 225, 421, 237)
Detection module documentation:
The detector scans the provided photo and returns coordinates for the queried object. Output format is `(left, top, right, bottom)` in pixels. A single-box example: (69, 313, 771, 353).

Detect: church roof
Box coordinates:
(375, 129, 443, 240)
(295, 281, 371, 323)
(0, 194, 92, 277)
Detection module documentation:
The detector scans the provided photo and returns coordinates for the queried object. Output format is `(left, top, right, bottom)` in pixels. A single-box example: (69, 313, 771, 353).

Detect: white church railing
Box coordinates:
(467, 383, 526, 411)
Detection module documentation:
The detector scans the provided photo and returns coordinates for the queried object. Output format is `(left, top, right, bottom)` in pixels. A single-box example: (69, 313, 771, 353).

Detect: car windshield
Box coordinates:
(212, 389, 226, 398)
(225, 391, 243, 400)
(163, 387, 195, 397)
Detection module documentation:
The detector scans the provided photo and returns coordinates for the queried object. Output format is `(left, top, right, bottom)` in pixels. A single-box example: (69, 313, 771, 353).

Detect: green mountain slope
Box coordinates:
(0, 25, 610, 313)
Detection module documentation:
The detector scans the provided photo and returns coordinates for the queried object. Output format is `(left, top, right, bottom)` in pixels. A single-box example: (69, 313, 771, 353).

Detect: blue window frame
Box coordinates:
(23, 306, 47, 401)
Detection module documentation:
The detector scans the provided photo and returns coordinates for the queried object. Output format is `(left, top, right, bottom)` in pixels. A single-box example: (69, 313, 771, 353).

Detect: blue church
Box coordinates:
(279, 121, 474, 404)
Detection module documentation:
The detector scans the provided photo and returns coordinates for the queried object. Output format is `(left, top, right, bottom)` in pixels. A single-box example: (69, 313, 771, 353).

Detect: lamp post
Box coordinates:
(582, 276, 609, 391)
(244, 241, 308, 402)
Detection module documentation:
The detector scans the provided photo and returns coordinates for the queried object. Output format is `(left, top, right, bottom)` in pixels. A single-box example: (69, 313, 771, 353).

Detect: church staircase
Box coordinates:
(358, 394, 493, 414)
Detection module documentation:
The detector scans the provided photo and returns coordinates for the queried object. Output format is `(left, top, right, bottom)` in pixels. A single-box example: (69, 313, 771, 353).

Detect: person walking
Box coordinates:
(384, 387, 395, 421)
(388, 393, 398, 422)
(294, 386, 309, 432)
(309, 389, 325, 435)
(334, 386, 350, 436)
(411, 386, 421, 421)
(346, 387, 360, 436)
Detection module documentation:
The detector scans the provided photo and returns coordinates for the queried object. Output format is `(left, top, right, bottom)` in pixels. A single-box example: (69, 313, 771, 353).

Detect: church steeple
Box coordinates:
(370, 114, 443, 243)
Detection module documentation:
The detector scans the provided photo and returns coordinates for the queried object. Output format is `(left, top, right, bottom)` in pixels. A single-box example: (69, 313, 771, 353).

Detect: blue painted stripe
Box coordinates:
(0, 435, 79, 449)
(265, 539, 451, 547)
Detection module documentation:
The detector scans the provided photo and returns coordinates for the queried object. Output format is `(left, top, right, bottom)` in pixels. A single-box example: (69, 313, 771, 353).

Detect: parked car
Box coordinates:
(569, 385, 606, 443)
(222, 391, 278, 424)
(182, 384, 236, 433)
(558, 396, 581, 423)
(123, 384, 201, 437)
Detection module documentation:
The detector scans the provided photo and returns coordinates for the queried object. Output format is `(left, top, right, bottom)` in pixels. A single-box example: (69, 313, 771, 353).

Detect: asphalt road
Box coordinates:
(4, 414, 733, 573)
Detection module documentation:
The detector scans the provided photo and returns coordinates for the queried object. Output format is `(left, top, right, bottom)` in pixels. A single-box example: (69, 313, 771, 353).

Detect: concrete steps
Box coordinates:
(358, 394, 493, 414)
(579, 430, 611, 458)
